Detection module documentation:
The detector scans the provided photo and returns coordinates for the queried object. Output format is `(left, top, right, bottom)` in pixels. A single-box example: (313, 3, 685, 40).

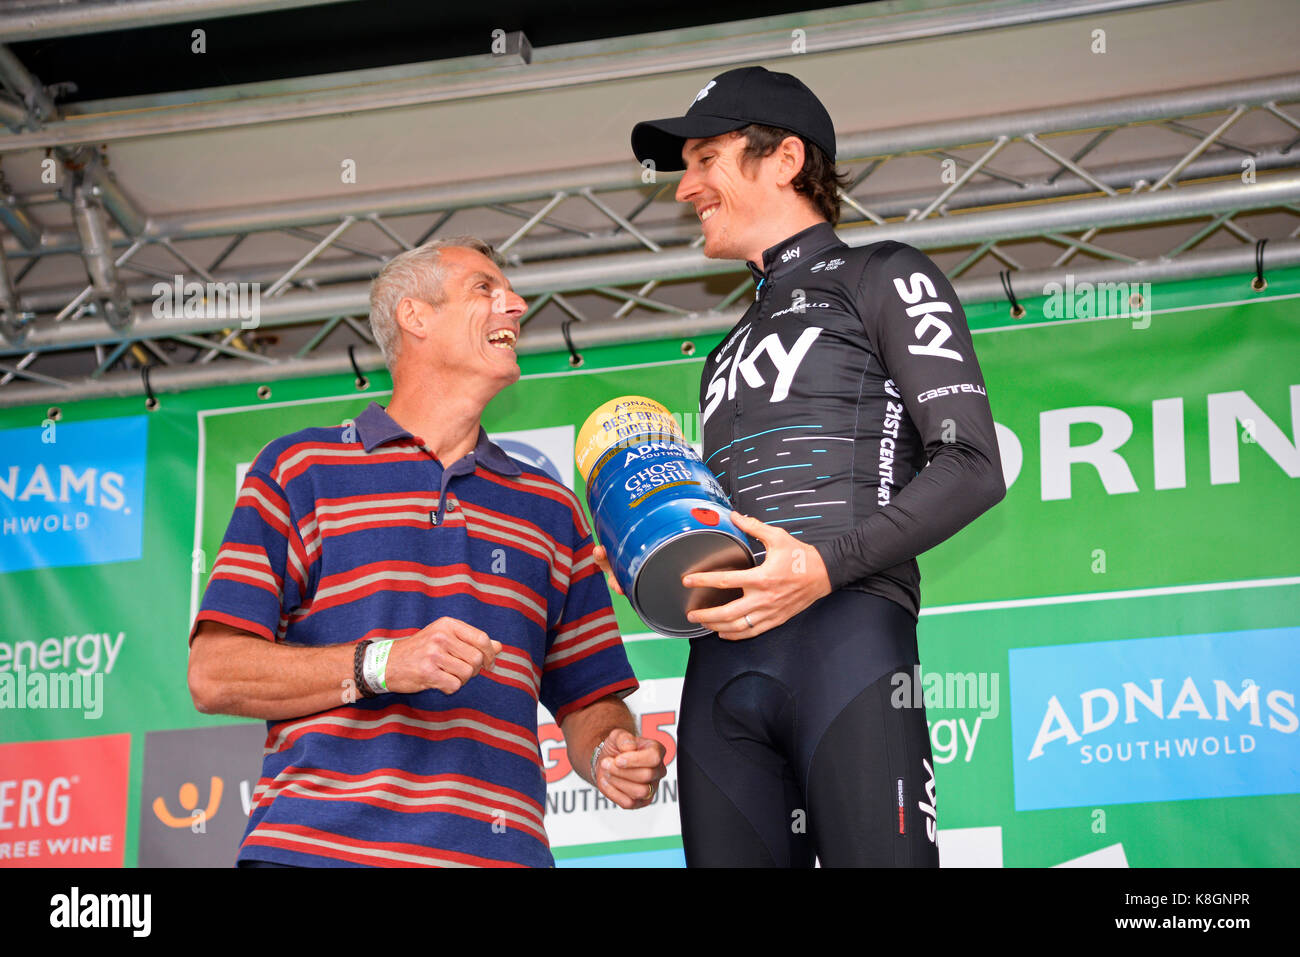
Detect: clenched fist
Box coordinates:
(383, 617, 503, 695)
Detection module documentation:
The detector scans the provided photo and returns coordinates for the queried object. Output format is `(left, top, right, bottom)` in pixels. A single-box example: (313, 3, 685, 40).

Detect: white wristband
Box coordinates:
(363, 639, 394, 693)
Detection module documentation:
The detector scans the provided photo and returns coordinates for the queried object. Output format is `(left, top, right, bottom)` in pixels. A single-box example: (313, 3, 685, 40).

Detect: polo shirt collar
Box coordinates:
(354, 401, 407, 451)
(746, 221, 843, 284)
(354, 401, 522, 476)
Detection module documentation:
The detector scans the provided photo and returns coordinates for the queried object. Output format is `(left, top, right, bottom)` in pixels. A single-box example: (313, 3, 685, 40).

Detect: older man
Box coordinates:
(188, 236, 665, 868)
(620, 67, 1006, 866)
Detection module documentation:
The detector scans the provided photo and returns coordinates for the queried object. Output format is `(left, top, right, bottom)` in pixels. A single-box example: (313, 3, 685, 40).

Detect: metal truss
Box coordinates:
(0, 56, 1298, 406)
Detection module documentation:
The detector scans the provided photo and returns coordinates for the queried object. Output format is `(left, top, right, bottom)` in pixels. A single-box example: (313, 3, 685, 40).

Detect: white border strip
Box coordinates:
(195, 353, 707, 422)
(498, 354, 705, 383)
(919, 576, 1300, 616)
(974, 290, 1300, 336)
(620, 631, 675, 644)
(196, 388, 391, 420)
(612, 576, 1300, 640)
(189, 412, 207, 628)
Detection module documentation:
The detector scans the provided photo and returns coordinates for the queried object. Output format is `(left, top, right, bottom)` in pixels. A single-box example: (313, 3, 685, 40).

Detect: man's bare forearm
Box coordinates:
(188, 621, 357, 720)
(561, 696, 636, 786)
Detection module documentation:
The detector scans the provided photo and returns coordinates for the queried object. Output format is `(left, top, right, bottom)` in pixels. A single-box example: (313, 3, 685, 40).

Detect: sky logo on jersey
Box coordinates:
(0, 416, 148, 573)
(1009, 627, 1299, 811)
(893, 270, 964, 362)
(702, 327, 823, 425)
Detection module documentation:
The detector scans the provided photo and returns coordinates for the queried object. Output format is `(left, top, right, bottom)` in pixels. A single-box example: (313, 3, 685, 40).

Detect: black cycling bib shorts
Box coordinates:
(679, 590, 939, 867)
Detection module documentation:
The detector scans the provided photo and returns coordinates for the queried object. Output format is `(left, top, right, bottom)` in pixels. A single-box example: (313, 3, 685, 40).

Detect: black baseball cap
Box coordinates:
(631, 66, 836, 172)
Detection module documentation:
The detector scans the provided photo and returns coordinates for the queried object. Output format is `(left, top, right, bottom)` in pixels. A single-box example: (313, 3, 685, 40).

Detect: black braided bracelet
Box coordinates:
(353, 639, 377, 698)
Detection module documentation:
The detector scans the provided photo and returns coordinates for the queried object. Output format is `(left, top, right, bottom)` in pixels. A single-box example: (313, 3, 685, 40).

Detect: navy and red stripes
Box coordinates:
(192, 402, 637, 867)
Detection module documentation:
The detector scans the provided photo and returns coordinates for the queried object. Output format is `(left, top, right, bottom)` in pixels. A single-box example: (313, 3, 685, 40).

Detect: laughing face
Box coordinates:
(402, 246, 526, 392)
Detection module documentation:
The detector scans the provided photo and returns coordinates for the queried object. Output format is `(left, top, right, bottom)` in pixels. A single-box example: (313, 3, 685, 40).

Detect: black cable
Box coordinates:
(999, 269, 1025, 318)
(1253, 239, 1268, 291)
(561, 318, 583, 367)
(141, 363, 158, 410)
(347, 344, 369, 390)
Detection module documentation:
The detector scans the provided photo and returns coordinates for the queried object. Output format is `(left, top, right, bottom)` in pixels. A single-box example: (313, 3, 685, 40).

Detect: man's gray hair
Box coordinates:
(367, 236, 505, 370)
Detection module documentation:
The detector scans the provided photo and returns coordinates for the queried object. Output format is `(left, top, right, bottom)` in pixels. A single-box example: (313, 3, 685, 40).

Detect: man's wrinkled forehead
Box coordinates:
(443, 247, 511, 289)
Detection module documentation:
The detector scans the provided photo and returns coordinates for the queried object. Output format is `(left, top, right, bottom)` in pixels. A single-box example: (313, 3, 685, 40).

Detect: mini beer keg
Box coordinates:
(576, 396, 754, 637)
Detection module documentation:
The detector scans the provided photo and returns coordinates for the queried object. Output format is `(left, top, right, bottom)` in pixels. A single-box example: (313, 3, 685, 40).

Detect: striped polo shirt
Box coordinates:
(192, 401, 637, 867)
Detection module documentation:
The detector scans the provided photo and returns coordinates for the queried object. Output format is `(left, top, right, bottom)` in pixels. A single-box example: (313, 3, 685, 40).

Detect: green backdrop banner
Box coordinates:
(2, 269, 1297, 867)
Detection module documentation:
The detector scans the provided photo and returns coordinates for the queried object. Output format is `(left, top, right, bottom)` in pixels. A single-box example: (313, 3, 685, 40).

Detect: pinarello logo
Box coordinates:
(0, 734, 130, 867)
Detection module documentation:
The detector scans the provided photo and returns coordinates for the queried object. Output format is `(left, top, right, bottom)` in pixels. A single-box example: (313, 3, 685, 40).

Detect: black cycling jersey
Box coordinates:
(700, 222, 1005, 618)
(681, 222, 1002, 868)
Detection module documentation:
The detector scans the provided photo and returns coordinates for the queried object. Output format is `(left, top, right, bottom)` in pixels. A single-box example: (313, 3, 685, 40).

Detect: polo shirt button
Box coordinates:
(446, 500, 457, 512)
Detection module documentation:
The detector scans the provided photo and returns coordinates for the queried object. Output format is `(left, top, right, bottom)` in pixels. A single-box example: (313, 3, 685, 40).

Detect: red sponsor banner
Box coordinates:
(0, 733, 130, 867)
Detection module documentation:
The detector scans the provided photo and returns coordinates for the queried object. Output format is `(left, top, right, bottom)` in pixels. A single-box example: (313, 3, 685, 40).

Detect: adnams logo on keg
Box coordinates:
(0, 416, 148, 573)
(1009, 627, 1298, 811)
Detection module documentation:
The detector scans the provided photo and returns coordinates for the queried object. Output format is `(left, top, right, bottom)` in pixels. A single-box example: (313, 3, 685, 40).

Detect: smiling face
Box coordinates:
(675, 133, 768, 262)
(395, 245, 526, 396)
(675, 131, 820, 268)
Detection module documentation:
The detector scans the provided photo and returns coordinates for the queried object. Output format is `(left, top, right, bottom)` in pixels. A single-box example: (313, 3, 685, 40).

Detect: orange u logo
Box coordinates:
(152, 777, 223, 828)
